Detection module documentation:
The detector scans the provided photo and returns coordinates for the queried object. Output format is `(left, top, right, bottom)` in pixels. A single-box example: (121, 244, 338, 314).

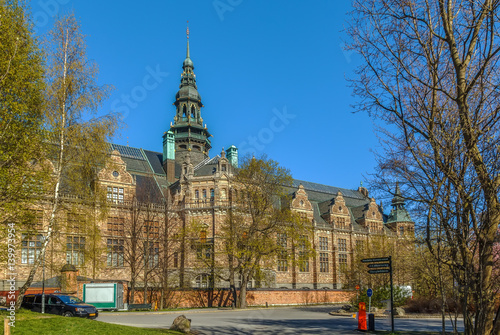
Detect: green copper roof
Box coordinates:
(386, 183, 412, 223)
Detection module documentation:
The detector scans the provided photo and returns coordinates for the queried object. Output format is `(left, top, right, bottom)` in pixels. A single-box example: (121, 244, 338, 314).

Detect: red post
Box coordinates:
(358, 302, 367, 331)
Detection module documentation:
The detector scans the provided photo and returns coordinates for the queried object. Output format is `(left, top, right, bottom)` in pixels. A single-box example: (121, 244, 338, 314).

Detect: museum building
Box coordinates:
(1, 34, 414, 303)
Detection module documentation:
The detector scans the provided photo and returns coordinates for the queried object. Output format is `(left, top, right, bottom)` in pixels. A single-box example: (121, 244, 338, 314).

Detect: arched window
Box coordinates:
(195, 274, 210, 288)
(195, 190, 199, 200)
(191, 105, 196, 118)
(202, 189, 207, 199)
(210, 188, 214, 200)
(182, 105, 187, 117)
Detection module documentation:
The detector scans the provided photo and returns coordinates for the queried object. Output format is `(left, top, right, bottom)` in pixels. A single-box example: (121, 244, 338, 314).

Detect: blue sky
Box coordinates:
(30, 0, 380, 196)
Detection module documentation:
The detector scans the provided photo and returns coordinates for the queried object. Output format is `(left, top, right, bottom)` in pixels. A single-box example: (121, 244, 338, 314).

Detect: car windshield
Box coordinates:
(58, 296, 83, 304)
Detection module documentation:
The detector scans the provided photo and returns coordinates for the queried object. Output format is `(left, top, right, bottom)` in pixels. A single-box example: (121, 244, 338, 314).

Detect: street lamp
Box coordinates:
(39, 235, 46, 314)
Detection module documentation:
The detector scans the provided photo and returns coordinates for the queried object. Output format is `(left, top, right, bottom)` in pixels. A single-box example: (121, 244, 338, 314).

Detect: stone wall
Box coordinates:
(129, 288, 354, 308)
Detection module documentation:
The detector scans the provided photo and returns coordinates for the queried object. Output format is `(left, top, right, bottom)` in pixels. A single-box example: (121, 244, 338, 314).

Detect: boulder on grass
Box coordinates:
(170, 315, 191, 333)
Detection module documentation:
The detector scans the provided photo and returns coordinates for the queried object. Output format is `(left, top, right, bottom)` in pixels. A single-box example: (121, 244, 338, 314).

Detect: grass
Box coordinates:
(1, 310, 182, 335)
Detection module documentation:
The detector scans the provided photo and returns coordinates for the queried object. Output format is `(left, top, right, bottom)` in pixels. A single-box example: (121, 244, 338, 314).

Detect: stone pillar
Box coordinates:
(60, 264, 78, 294)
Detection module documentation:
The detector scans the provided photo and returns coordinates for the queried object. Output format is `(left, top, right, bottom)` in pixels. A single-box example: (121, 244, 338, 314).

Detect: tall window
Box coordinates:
(107, 217, 124, 236)
(338, 238, 347, 252)
(299, 236, 309, 272)
(32, 210, 43, 230)
(336, 217, 346, 229)
(67, 213, 84, 232)
(210, 188, 214, 200)
(339, 254, 348, 272)
(107, 239, 124, 267)
(196, 237, 212, 260)
(195, 190, 199, 201)
(67, 236, 85, 266)
(277, 233, 288, 272)
(319, 237, 328, 251)
(144, 241, 159, 268)
(202, 189, 207, 201)
(21, 234, 42, 264)
(107, 186, 124, 204)
(173, 252, 178, 268)
(107, 217, 124, 267)
(144, 221, 159, 239)
(320, 253, 329, 273)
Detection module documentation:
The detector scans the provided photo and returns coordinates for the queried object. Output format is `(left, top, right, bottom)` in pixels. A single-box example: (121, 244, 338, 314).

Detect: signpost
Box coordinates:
(368, 269, 390, 274)
(366, 288, 373, 313)
(361, 256, 394, 333)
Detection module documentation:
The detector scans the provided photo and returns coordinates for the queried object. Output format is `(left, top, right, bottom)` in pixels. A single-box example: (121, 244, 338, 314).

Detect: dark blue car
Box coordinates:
(22, 294, 98, 319)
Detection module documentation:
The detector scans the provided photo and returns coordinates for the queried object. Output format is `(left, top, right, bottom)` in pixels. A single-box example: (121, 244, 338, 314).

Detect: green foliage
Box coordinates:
(0, 0, 46, 229)
(352, 285, 409, 310)
(16, 12, 120, 305)
(220, 155, 314, 307)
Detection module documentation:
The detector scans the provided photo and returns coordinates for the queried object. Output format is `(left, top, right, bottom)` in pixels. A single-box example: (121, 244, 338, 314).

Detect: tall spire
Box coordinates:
(186, 21, 190, 59)
(165, 24, 211, 167)
(391, 181, 405, 210)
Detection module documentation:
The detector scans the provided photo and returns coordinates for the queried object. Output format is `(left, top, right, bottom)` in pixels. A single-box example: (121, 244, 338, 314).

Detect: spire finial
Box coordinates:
(395, 181, 401, 195)
(186, 21, 190, 59)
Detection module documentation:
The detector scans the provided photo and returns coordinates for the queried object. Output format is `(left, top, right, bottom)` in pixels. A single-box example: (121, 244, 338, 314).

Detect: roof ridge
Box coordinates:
(193, 156, 211, 170)
(292, 178, 365, 200)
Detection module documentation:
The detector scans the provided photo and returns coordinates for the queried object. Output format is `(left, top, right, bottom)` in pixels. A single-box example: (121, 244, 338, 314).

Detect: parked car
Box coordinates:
(22, 294, 98, 319)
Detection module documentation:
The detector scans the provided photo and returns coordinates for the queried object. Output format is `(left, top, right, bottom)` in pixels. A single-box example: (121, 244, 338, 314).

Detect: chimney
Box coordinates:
(225, 145, 238, 168)
(163, 130, 176, 182)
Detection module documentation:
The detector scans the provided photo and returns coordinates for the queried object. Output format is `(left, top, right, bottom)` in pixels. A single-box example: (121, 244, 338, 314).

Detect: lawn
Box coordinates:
(1, 310, 182, 335)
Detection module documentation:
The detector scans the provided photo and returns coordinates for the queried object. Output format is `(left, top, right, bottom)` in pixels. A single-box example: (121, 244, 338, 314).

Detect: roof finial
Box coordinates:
(186, 21, 190, 59)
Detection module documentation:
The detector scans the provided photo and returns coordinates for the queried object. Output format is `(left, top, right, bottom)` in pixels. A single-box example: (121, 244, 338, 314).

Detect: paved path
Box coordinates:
(97, 305, 464, 334)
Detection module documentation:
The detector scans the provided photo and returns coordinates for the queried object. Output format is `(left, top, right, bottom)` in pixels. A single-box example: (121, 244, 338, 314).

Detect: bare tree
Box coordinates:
(346, 1, 500, 333)
(157, 195, 181, 309)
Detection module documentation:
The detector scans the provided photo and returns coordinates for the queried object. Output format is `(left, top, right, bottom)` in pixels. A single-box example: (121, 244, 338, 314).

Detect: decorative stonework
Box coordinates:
(291, 184, 313, 211)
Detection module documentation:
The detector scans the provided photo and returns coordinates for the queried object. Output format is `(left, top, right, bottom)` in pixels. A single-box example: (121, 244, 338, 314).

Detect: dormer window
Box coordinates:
(222, 164, 227, 172)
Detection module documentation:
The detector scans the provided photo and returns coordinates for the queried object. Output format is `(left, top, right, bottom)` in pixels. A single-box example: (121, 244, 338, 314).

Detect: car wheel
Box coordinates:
(62, 311, 73, 317)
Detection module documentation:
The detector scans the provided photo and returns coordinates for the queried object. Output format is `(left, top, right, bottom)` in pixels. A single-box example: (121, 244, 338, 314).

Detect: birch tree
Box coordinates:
(16, 13, 119, 307)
